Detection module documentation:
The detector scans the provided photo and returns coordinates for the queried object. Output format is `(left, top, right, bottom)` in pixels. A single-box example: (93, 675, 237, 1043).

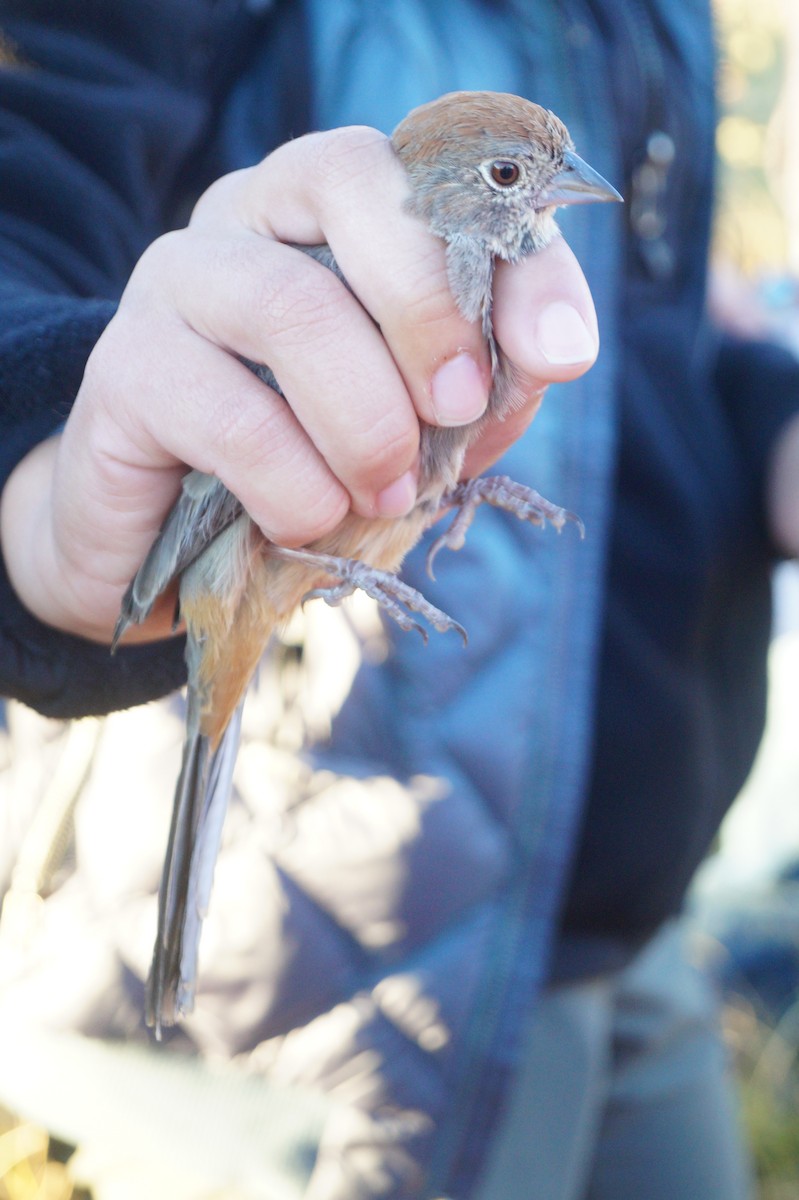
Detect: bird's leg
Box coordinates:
(426, 475, 584, 579)
(266, 546, 467, 645)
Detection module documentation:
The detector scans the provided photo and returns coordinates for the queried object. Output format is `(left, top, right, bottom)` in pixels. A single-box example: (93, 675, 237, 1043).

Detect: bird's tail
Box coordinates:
(146, 695, 243, 1038)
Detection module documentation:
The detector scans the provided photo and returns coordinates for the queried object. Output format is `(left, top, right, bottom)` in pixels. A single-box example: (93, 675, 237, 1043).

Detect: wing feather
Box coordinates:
(112, 472, 243, 648)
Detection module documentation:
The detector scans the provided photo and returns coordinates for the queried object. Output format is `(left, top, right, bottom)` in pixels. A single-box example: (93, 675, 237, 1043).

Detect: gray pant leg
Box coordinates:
(586, 924, 754, 1200)
(472, 922, 755, 1200)
(473, 974, 614, 1200)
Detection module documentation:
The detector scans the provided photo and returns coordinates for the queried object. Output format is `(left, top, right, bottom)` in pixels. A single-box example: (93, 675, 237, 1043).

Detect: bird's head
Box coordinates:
(391, 91, 621, 261)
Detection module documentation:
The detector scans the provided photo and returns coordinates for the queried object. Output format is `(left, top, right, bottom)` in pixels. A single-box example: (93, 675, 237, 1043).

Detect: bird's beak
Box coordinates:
(537, 149, 623, 208)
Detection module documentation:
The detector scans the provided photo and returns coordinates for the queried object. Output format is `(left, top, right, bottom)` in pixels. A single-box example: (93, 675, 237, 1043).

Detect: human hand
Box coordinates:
(0, 114, 599, 646)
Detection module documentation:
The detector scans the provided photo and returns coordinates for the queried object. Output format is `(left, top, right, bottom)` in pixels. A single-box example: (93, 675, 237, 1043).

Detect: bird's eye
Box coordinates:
(489, 160, 521, 186)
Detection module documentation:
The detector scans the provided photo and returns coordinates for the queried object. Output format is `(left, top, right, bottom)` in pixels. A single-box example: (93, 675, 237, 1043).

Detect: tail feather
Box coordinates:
(146, 702, 244, 1037)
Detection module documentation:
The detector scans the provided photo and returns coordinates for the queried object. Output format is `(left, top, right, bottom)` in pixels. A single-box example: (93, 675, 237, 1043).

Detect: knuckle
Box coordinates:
(80, 327, 115, 395)
(190, 168, 253, 227)
(309, 125, 391, 194)
(342, 412, 418, 497)
(361, 413, 417, 475)
(209, 384, 283, 473)
(129, 229, 185, 284)
(394, 254, 461, 332)
(204, 385, 348, 545)
(243, 441, 351, 547)
(276, 482, 350, 546)
(80, 313, 145, 413)
(256, 256, 345, 354)
(121, 231, 198, 324)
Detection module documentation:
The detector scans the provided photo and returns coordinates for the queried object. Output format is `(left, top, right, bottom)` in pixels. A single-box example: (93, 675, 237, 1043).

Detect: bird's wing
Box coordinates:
(112, 472, 243, 647)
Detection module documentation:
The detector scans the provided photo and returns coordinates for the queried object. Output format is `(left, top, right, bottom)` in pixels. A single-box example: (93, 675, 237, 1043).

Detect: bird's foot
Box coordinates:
(267, 546, 467, 644)
(427, 475, 584, 578)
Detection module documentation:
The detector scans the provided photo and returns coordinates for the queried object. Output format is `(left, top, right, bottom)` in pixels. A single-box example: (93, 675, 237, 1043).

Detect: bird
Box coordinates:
(112, 90, 621, 1036)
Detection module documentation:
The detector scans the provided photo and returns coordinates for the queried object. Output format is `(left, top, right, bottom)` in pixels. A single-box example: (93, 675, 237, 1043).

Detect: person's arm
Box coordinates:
(713, 333, 799, 557)
(767, 410, 799, 557)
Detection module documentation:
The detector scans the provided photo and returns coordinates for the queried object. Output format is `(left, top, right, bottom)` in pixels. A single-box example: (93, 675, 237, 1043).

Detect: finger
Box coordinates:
(492, 235, 598, 383)
(463, 236, 598, 476)
(60, 309, 354, 574)
(136, 228, 421, 521)
(224, 129, 493, 429)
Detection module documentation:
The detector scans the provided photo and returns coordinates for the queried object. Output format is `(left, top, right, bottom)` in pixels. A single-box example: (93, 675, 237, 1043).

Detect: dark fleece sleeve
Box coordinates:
(0, 285, 189, 719)
(0, 8, 222, 716)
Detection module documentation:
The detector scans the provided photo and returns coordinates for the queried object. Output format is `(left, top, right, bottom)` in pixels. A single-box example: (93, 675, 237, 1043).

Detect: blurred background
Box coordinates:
(3, 1, 799, 1197)
(691, 2, 796, 1200)
(714, 0, 798, 277)
(692, 2, 799, 1197)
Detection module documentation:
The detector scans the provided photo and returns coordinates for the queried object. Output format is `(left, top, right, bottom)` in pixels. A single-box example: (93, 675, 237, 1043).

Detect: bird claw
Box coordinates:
(427, 475, 584, 578)
(267, 546, 468, 644)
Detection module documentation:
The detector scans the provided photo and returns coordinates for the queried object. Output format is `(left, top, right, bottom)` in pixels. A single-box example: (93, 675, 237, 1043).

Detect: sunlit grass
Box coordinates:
(721, 992, 799, 1195)
(0, 1109, 83, 1200)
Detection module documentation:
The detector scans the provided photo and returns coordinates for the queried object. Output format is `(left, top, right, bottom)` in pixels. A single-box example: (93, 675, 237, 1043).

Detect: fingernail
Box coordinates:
(431, 353, 488, 426)
(537, 302, 597, 365)
(376, 469, 417, 518)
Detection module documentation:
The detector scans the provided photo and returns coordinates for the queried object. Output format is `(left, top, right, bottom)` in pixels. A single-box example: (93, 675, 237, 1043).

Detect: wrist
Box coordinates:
(1, 437, 115, 642)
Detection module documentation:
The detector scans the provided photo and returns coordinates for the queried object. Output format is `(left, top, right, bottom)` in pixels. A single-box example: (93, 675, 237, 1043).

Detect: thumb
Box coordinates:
(462, 234, 598, 477)
(493, 233, 598, 382)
